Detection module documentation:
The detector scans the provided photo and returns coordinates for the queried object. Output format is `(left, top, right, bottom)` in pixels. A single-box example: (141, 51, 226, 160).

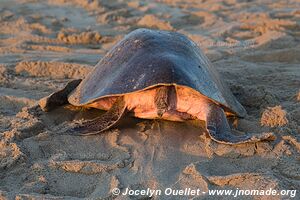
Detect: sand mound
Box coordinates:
(137, 15, 174, 31)
(49, 0, 102, 11)
(57, 31, 102, 44)
(15, 61, 92, 79)
(261, 106, 289, 127)
(0, 141, 25, 169)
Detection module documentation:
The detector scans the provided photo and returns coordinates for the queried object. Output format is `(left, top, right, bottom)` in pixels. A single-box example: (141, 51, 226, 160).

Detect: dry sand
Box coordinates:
(0, 0, 299, 199)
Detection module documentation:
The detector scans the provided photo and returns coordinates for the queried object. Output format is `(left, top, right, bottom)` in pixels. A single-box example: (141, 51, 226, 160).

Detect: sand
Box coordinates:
(0, 0, 299, 199)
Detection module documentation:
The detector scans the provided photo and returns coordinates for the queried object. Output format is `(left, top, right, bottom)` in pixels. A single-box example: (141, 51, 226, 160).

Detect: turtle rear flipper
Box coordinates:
(68, 96, 127, 136)
(39, 79, 82, 112)
(206, 104, 275, 144)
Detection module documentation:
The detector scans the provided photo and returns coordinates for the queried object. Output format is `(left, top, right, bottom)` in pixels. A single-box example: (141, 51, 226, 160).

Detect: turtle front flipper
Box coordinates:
(206, 104, 275, 144)
(39, 79, 82, 112)
(69, 96, 127, 136)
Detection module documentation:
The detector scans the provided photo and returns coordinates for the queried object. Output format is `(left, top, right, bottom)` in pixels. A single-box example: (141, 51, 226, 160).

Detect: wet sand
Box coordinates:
(0, 0, 299, 199)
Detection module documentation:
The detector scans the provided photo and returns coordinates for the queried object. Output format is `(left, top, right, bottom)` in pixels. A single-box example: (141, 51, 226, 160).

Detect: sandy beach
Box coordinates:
(0, 0, 299, 199)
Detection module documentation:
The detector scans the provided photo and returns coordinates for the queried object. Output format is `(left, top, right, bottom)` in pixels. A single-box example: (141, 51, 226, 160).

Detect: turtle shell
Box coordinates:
(68, 28, 246, 117)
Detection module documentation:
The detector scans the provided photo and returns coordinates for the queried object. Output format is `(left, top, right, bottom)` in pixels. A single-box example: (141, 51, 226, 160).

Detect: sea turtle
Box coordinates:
(39, 28, 275, 144)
